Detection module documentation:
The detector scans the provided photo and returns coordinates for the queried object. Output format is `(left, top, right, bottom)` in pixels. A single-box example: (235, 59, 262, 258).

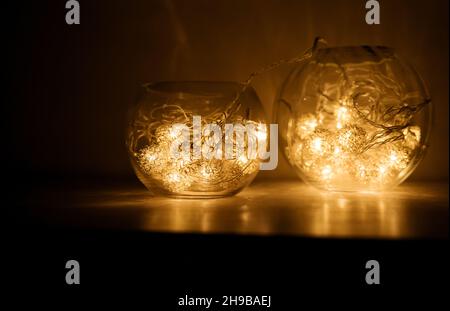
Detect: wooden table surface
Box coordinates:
(23, 180, 448, 239)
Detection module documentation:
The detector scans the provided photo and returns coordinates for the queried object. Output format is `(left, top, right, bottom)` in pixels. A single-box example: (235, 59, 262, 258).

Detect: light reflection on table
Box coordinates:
(30, 180, 448, 239)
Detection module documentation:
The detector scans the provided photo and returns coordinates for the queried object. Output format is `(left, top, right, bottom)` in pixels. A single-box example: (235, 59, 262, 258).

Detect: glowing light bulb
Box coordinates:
(238, 154, 248, 164)
(312, 137, 322, 153)
(168, 172, 181, 182)
(296, 114, 318, 138)
(358, 165, 366, 178)
(321, 165, 332, 179)
(336, 106, 349, 129)
(389, 152, 398, 164)
(146, 151, 157, 162)
(169, 127, 179, 139)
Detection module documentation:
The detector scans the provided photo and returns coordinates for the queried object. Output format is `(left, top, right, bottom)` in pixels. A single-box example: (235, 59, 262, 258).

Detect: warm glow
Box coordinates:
(389, 152, 398, 164)
(137, 116, 265, 193)
(146, 152, 157, 162)
(278, 41, 431, 192)
(168, 172, 181, 183)
(312, 137, 323, 153)
(336, 106, 350, 129)
(238, 154, 249, 165)
(321, 165, 332, 179)
(287, 104, 422, 190)
(127, 81, 271, 197)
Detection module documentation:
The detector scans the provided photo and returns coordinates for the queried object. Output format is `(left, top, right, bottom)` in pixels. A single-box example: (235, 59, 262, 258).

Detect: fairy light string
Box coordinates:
(128, 37, 430, 193)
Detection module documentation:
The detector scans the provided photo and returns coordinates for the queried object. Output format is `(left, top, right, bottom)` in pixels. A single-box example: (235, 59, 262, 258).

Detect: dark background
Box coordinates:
(3, 0, 449, 299)
(6, 0, 449, 183)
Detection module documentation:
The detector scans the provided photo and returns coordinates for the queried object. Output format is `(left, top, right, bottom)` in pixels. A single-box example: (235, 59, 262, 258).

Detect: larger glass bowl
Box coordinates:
(275, 46, 432, 192)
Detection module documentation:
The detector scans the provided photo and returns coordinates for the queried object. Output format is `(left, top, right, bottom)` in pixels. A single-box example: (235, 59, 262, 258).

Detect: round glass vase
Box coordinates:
(126, 81, 267, 198)
(275, 46, 432, 192)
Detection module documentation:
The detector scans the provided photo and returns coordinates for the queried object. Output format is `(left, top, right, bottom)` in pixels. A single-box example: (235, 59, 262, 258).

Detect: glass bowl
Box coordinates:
(127, 81, 267, 198)
(275, 46, 432, 192)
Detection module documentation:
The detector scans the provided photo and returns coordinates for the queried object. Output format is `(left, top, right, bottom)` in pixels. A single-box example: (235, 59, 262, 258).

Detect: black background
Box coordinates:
(3, 0, 449, 305)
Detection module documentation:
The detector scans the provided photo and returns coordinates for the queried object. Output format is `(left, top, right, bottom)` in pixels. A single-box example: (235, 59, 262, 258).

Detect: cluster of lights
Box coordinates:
(286, 105, 422, 190)
(134, 117, 267, 194)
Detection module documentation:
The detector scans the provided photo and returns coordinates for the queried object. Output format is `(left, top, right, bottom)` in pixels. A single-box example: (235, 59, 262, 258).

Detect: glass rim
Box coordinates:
(312, 45, 398, 65)
(140, 81, 253, 100)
